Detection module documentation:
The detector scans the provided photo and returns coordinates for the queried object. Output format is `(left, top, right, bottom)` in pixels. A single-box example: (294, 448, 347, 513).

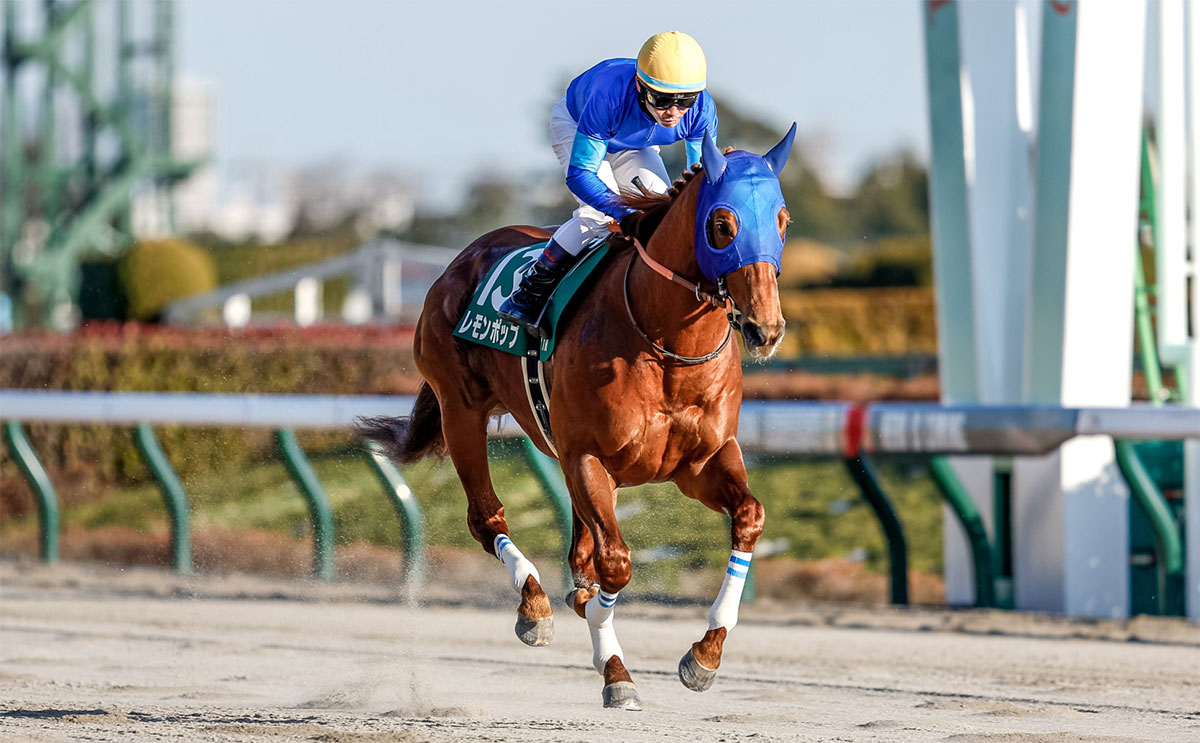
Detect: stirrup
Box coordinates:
(498, 293, 546, 335)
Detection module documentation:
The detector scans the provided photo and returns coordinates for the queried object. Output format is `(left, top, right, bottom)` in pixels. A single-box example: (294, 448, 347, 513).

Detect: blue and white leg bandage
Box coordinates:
(708, 550, 753, 631)
(585, 589, 624, 674)
(494, 534, 540, 594)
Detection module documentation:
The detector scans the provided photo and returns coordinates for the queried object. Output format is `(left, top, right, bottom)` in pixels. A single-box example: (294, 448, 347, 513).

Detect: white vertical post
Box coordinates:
(924, 0, 1036, 606)
(294, 277, 322, 327)
(1157, 0, 1189, 367)
(961, 0, 1034, 407)
(1014, 0, 1147, 618)
(223, 293, 251, 329)
(923, 0, 979, 407)
(383, 260, 403, 317)
(1184, 0, 1200, 622)
(923, 0, 985, 607)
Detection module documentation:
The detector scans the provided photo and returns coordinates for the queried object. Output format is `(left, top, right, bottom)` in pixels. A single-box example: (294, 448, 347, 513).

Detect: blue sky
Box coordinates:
(176, 0, 933, 204)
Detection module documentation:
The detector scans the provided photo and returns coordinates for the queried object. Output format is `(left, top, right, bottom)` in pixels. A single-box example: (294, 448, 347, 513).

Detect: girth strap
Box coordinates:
(521, 336, 557, 456)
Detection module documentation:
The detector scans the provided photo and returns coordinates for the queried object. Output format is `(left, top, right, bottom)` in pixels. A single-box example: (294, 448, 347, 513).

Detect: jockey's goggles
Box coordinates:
(643, 88, 700, 111)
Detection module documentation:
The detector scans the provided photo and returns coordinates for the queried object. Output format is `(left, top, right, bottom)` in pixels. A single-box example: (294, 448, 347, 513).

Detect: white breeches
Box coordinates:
(548, 96, 671, 256)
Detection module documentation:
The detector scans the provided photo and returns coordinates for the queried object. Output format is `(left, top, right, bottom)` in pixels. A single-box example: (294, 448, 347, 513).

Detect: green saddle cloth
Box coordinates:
(452, 240, 611, 361)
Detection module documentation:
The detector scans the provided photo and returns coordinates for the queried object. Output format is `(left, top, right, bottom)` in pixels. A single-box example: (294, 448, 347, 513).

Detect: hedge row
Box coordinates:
(778, 287, 936, 356)
(1, 323, 419, 518)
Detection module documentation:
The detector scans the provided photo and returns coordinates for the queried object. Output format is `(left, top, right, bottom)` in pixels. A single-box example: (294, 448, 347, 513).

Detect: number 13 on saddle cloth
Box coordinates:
(453, 239, 612, 360)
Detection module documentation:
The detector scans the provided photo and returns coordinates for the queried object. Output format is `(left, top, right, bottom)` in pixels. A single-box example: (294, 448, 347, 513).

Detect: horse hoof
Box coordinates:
(601, 681, 642, 711)
(678, 648, 718, 692)
(515, 614, 554, 647)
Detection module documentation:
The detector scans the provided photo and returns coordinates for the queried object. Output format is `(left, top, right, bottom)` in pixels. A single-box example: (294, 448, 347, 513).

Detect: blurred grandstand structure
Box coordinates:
(1, 0, 203, 330)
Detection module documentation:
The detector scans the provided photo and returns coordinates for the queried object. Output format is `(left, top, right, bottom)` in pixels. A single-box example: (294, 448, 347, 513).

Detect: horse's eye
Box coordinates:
(777, 207, 792, 239)
(707, 208, 738, 250)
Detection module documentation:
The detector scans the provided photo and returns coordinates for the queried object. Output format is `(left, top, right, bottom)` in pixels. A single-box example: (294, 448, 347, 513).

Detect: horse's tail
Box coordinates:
(355, 382, 446, 464)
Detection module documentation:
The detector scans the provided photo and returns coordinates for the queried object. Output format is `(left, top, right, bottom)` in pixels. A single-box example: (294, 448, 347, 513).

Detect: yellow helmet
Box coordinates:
(636, 31, 707, 94)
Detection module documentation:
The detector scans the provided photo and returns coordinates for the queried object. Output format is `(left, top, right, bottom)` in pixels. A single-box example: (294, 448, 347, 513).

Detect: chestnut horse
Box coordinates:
(359, 126, 796, 710)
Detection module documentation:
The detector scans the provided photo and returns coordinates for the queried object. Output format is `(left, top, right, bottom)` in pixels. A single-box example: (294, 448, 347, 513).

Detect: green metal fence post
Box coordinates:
(927, 456, 995, 608)
(3, 421, 59, 562)
(274, 429, 335, 582)
(989, 458, 1015, 608)
(843, 454, 909, 605)
(134, 423, 191, 574)
(520, 437, 573, 590)
(1114, 439, 1185, 616)
(363, 441, 426, 590)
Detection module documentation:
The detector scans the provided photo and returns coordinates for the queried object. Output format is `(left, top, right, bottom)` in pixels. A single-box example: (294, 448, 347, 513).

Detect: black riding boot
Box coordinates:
(498, 240, 577, 337)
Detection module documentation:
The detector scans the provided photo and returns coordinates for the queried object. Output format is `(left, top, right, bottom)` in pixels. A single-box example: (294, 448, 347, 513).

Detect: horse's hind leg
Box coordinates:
(440, 403, 554, 646)
(562, 453, 640, 710)
(566, 513, 600, 618)
(673, 440, 764, 692)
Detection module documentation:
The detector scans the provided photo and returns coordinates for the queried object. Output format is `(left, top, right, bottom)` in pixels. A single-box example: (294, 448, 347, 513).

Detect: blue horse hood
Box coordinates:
(694, 153, 786, 282)
(693, 124, 795, 283)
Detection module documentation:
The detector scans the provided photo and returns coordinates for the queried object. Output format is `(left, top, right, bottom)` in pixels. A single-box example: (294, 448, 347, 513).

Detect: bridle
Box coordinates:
(623, 236, 744, 365)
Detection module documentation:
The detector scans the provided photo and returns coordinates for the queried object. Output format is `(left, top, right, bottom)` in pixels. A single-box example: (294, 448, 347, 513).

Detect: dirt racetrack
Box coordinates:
(2, 558, 1198, 742)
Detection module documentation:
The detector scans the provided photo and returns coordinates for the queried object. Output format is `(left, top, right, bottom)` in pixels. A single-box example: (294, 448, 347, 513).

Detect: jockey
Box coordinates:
(499, 30, 719, 335)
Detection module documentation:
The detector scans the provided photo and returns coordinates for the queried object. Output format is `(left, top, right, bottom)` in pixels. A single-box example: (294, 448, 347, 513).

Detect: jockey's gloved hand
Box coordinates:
(618, 212, 639, 238)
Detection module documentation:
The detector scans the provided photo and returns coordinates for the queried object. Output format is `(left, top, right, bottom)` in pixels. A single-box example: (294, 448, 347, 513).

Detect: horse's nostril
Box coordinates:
(744, 322, 767, 347)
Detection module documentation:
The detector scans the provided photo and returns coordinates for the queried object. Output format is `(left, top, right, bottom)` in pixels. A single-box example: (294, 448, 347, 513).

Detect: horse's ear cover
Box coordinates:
(693, 126, 793, 283)
(763, 122, 797, 176)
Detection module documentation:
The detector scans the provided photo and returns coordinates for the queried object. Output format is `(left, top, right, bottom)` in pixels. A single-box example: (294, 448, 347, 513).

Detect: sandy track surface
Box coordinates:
(2, 559, 1198, 742)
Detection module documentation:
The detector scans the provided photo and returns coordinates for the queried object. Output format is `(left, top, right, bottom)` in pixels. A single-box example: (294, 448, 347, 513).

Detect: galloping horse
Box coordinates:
(359, 126, 796, 710)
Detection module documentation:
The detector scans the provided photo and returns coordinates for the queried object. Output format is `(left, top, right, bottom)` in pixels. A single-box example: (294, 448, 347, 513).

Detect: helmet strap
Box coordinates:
(634, 79, 656, 121)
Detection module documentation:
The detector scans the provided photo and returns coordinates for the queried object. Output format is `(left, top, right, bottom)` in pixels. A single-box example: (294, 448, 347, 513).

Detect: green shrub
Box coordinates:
(119, 239, 218, 321)
(0, 325, 420, 520)
(845, 235, 933, 287)
(777, 287, 936, 356)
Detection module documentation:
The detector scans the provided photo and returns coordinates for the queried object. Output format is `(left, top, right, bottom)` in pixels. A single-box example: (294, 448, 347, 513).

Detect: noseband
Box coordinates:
(623, 237, 743, 365)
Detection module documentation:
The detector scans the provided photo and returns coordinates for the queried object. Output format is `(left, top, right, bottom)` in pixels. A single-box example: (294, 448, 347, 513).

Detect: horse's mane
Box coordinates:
(611, 164, 704, 250)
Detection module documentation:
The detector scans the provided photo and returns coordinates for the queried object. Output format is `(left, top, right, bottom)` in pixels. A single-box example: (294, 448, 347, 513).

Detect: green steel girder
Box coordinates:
(6, 0, 93, 63)
(2, 0, 202, 329)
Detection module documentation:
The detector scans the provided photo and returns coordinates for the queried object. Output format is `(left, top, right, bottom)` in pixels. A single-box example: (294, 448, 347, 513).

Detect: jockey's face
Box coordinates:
(637, 81, 689, 128)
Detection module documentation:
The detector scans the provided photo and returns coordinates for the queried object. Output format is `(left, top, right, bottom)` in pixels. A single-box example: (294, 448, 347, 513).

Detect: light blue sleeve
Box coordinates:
(684, 100, 718, 169)
(569, 131, 607, 172)
(565, 131, 632, 220)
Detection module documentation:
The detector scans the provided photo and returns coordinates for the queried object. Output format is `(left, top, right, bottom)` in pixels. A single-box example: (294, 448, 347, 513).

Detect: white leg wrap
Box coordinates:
(585, 590, 623, 674)
(494, 534, 540, 594)
(708, 550, 753, 631)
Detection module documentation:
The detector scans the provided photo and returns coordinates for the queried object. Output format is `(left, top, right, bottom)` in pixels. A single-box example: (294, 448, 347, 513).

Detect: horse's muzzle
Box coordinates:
(740, 319, 785, 358)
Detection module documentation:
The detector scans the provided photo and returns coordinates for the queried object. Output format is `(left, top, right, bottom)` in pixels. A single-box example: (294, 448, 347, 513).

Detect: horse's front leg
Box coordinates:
(566, 512, 600, 618)
(562, 453, 640, 710)
(674, 439, 765, 692)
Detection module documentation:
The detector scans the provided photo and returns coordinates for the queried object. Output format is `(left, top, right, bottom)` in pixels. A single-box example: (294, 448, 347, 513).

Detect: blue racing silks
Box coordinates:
(564, 59, 718, 219)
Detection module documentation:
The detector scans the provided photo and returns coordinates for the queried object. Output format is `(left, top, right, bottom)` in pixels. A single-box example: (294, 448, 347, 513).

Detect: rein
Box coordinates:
(631, 236, 726, 310)
(623, 237, 741, 364)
